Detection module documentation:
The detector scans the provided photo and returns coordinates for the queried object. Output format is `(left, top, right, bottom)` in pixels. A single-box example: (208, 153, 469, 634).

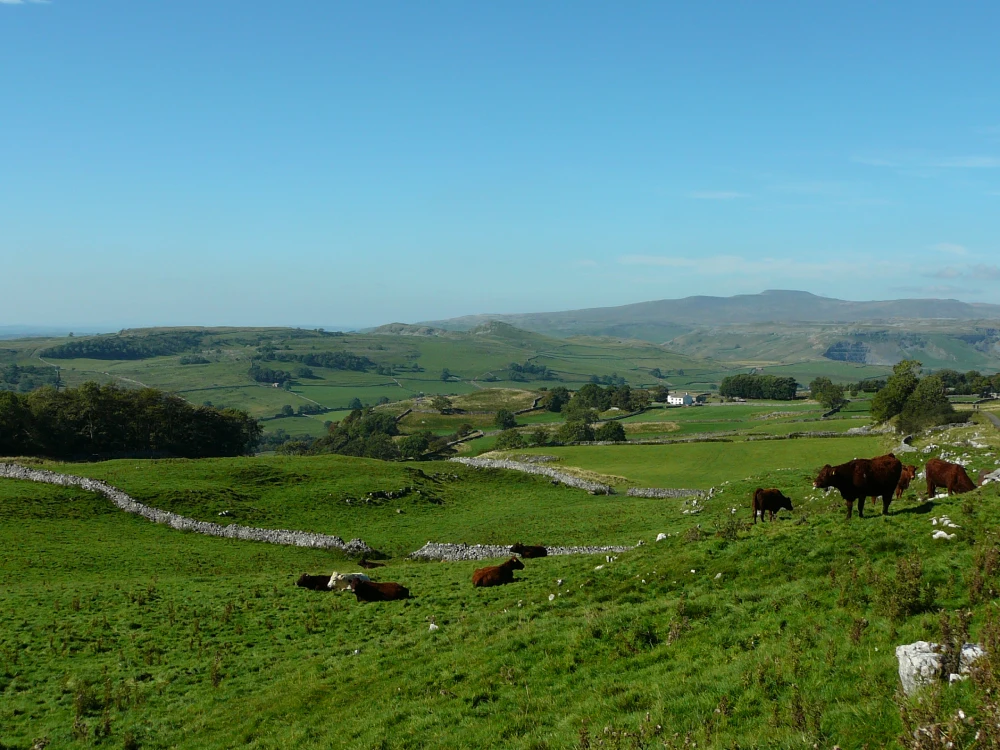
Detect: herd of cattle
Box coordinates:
(295, 544, 546, 601)
(296, 455, 989, 602)
(752, 453, 986, 522)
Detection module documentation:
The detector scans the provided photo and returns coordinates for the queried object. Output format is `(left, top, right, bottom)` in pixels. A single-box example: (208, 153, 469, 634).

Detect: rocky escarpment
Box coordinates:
(0, 463, 374, 555)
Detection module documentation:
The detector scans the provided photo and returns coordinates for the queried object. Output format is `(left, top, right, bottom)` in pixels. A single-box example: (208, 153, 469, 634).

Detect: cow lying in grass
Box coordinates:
(925, 458, 979, 496)
(751, 488, 793, 523)
(349, 578, 410, 602)
(328, 572, 370, 591)
(295, 574, 333, 591)
(510, 542, 547, 558)
(814, 453, 903, 519)
(472, 557, 525, 587)
(358, 558, 385, 569)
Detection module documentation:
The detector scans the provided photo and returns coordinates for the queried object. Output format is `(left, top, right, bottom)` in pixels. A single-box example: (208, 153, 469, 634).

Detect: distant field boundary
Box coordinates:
(0, 463, 375, 555)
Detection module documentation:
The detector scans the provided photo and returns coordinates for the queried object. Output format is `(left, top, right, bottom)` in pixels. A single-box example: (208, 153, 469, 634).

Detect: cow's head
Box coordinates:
(510, 542, 524, 555)
(779, 493, 794, 512)
(508, 557, 525, 570)
(813, 465, 834, 489)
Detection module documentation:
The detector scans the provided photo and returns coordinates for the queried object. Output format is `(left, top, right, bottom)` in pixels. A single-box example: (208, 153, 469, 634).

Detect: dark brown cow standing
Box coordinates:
(349, 578, 410, 602)
(814, 453, 903, 519)
(510, 542, 548, 558)
(358, 558, 385, 569)
(751, 488, 793, 523)
(925, 458, 978, 496)
(472, 557, 525, 587)
(295, 574, 333, 591)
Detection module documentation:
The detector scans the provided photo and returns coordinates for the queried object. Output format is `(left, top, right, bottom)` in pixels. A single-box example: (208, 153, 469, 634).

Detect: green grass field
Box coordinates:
(518, 435, 886, 488)
(4, 421, 1000, 748)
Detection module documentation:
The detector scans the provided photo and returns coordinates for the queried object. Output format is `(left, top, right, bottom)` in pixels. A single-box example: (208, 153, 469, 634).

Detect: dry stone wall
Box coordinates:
(410, 542, 635, 561)
(0, 462, 374, 555)
(449, 457, 614, 494)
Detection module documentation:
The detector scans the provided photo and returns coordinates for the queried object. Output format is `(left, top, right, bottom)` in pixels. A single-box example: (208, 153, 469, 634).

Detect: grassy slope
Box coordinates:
(4, 423, 1000, 748)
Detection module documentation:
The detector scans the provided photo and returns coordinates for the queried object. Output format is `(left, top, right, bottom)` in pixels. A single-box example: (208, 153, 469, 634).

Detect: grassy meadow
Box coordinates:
(3, 418, 1000, 748)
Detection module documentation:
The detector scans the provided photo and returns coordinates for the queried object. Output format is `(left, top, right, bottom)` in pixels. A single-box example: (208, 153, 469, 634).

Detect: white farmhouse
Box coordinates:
(667, 392, 695, 406)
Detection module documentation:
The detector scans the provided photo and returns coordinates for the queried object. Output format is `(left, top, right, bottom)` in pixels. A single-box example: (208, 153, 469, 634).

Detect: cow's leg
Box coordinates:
(882, 492, 891, 515)
(926, 478, 935, 498)
(845, 499, 854, 519)
(752, 507, 757, 524)
(857, 495, 866, 518)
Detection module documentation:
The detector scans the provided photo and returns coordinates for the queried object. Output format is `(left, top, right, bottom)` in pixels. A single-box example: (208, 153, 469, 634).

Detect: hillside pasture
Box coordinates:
(4, 428, 1000, 747)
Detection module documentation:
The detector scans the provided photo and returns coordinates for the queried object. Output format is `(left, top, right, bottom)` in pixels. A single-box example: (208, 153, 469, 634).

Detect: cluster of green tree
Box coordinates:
(566, 383, 651, 414)
(249, 364, 295, 385)
(649, 368, 665, 379)
(0, 383, 260, 459)
(1, 364, 60, 393)
(719, 374, 798, 400)
(275, 409, 472, 460)
(179, 355, 211, 365)
(263, 350, 375, 372)
(870, 360, 968, 433)
(808, 377, 848, 411)
(588, 373, 626, 386)
(43, 332, 204, 360)
(934, 369, 1000, 396)
(848, 378, 886, 395)
(507, 362, 556, 381)
(303, 409, 401, 459)
(395, 424, 475, 460)
(539, 386, 571, 412)
(494, 417, 627, 451)
(268, 403, 330, 419)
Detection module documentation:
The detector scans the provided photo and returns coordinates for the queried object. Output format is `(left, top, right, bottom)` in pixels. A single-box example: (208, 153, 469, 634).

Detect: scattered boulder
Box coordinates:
(896, 641, 985, 696)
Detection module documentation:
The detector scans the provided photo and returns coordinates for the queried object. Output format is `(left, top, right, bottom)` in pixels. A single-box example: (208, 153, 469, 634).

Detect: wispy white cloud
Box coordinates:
(970, 264, 1000, 280)
(854, 153, 1000, 169)
(618, 254, 845, 279)
(919, 263, 999, 282)
(892, 284, 977, 296)
(931, 243, 968, 256)
(688, 191, 749, 200)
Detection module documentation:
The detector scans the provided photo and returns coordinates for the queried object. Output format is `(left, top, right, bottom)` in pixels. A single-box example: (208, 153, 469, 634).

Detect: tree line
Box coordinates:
(43, 331, 205, 360)
(0, 383, 260, 459)
(1, 364, 61, 393)
(719, 374, 798, 400)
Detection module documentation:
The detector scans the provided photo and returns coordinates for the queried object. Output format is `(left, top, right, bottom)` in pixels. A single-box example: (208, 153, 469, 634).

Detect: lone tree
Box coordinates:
(809, 377, 847, 411)
(871, 360, 921, 423)
(494, 429, 526, 451)
(594, 421, 626, 442)
(494, 409, 517, 430)
(431, 395, 453, 414)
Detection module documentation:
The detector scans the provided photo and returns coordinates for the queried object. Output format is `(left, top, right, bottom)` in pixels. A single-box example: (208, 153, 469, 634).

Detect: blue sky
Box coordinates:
(2, 1, 999, 329)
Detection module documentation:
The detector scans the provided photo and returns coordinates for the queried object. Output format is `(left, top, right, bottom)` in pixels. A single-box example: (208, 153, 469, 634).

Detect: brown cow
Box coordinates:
(895, 465, 917, 499)
(751, 488, 793, 523)
(295, 574, 333, 591)
(925, 458, 978, 496)
(472, 557, 525, 587)
(510, 542, 548, 558)
(358, 558, 385, 570)
(814, 453, 903, 519)
(348, 578, 410, 602)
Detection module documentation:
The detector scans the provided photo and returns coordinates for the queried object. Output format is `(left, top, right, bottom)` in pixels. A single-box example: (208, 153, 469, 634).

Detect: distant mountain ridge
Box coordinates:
(422, 291, 1000, 339)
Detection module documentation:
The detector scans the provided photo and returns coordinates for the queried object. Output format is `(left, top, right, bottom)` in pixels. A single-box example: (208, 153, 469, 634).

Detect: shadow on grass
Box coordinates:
(893, 500, 935, 515)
